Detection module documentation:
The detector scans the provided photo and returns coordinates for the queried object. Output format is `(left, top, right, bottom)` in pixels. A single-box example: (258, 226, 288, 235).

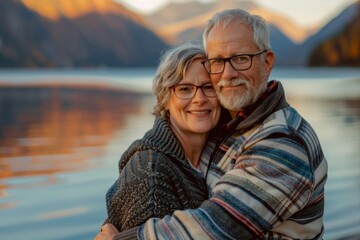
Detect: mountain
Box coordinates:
(284, 0, 360, 66)
(1, 0, 357, 68)
(0, 0, 52, 67)
(146, 0, 312, 66)
(21, 0, 144, 22)
(146, 0, 358, 67)
(0, 0, 168, 68)
(308, 2, 360, 67)
(147, 0, 310, 43)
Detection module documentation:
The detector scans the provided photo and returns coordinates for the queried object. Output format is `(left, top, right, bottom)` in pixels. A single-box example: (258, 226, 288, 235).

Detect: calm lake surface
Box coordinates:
(0, 68, 359, 240)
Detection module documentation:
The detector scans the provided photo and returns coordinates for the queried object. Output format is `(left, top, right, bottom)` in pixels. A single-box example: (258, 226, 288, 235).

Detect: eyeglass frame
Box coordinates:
(201, 50, 267, 74)
(171, 83, 217, 99)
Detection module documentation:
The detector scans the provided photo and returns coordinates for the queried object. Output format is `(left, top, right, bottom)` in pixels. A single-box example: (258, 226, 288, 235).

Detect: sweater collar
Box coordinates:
(119, 117, 186, 171)
(142, 117, 186, 159)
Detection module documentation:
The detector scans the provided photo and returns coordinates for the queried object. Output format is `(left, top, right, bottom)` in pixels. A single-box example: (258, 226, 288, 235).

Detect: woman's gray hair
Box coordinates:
(202, 9, 271, 52)
(152, 42, 206, 118)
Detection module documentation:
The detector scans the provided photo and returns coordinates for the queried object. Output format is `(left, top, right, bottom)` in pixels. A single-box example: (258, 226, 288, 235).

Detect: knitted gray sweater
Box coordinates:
(105, 117, 208, 232)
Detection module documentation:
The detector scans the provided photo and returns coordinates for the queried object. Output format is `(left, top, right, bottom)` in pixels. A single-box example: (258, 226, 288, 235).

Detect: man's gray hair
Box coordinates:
(152, 42, 206, 118)
(202, 9, 271, 51)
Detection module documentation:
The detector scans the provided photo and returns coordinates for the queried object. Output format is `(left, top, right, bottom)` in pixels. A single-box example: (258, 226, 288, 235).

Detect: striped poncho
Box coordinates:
(115, 81, 328, 239)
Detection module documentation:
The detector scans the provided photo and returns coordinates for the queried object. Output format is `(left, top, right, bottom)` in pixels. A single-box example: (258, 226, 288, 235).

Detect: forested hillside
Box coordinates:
(308, 5, 360, 67)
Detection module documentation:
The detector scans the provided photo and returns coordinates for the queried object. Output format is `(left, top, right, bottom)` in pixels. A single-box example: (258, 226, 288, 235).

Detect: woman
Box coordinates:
(95, 42, 224, 239)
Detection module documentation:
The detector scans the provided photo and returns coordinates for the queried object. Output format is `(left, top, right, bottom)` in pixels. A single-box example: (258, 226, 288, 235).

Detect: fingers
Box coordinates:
(95, 223, 118, 240)
(101, 223, 119, 233)
(94, 232, 105, 240)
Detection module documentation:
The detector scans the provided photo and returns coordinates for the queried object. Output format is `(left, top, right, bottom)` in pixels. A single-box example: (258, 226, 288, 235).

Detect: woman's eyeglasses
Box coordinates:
(172, 83, 217, 99)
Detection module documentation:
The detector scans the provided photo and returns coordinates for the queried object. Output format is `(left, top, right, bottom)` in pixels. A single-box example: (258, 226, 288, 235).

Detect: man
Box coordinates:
(100, 9, 328, 239)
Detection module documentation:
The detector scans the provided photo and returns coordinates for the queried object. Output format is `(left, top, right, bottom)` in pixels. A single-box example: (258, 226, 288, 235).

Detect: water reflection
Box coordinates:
(0, 84, 144, 202)
(0, 72, 359, 239)
(286, 96, 360, 240)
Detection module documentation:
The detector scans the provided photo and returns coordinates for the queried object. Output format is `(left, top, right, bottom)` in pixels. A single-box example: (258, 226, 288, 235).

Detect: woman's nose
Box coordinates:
(192, 87, 207, 102)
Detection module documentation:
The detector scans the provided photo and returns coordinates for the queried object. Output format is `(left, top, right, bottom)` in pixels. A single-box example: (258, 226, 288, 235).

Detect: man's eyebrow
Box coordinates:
(207, 54, 239, 59)
(207, 54, 224, 59)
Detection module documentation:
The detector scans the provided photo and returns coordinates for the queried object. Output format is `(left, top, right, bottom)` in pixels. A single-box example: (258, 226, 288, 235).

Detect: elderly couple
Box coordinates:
(95, 8, 328, 240)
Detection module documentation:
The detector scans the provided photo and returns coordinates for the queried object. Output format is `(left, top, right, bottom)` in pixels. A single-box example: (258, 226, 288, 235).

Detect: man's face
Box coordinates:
(206, 21, 274, 114)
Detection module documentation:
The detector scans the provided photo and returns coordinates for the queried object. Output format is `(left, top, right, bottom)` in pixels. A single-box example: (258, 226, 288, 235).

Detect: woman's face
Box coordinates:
(167, 59, 221, 136)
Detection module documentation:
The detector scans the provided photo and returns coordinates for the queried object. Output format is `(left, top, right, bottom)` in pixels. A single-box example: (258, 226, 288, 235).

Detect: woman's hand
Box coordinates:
(94, 223, 119, 240)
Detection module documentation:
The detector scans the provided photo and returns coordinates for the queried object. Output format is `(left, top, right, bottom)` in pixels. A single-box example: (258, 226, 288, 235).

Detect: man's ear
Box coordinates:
(264, 50, 275, 75)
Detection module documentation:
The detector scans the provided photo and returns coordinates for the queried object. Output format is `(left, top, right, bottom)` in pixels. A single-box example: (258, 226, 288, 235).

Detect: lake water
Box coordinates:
(0, 68, 359, 240)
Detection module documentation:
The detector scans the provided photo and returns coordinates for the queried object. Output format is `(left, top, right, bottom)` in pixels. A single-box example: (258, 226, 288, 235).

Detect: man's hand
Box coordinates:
(94, 223, 119, 240)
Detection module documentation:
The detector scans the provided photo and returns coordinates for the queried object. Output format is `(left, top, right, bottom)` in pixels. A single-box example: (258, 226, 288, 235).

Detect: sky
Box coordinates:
(117, 0, 357, 28)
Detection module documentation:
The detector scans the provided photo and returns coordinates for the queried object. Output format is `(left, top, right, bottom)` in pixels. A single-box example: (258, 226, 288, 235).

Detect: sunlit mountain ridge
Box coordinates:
(147, 0, 312, 44)
(21, 0, 144, 24)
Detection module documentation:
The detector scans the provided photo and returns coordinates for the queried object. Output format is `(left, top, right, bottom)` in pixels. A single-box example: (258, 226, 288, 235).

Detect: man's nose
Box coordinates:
(222, 61, 239, 80)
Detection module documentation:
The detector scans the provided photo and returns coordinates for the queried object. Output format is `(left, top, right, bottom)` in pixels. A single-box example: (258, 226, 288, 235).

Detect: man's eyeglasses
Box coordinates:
(201, 50, 267, 74)
(172, 83, 217, 99)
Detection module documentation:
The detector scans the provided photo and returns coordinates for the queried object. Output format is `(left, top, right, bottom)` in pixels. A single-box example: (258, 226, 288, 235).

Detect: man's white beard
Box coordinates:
(216, 78, 267, 111)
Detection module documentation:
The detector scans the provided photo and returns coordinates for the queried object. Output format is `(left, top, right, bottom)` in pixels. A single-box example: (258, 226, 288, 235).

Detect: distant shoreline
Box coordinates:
(0, 81, 150, 96)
